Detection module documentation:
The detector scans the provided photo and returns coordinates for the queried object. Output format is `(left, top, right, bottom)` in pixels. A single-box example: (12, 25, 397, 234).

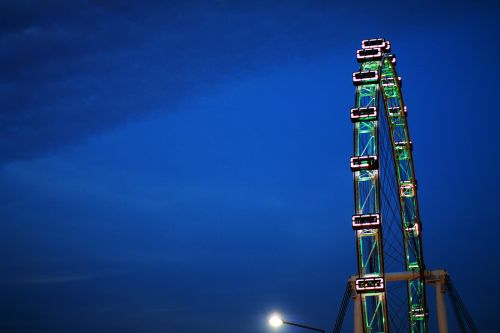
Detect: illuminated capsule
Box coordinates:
(388, 106, 407, 117)
(394, 141, 412, 160)
(410, 306, 427, 319)
(381, 76, 402, 87)
(350, 155, 378, 171)
(352, 214, 380, 230)
(400, 181, 416, 197)
(356, 48, 382, 63)
(355, 277, 385, 294)
(405, 221, 420, 237)
(388, 54, 397, 65)
(352, 70, 379, 86)
(362, 38, 391, 52)
(350, 106, 378, 122)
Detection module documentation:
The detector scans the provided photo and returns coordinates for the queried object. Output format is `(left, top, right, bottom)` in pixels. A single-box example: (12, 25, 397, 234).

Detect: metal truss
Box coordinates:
(351, 38, 428, 333)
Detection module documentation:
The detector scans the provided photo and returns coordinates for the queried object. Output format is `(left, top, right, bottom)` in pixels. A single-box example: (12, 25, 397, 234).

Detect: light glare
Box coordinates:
(269, 314, 284, 327)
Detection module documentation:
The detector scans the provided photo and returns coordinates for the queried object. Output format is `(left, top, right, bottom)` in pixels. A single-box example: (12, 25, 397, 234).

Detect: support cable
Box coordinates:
(445, 276, 478, 333)
(446, 281, 467, 333)
(332, 282, 352, 333)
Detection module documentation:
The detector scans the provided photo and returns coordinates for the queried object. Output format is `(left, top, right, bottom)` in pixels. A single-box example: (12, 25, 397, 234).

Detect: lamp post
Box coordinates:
(268, 313, 325, 333)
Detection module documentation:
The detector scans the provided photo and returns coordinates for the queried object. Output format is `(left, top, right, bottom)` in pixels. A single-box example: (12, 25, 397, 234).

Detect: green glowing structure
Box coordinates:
(350, 38, 427, 333)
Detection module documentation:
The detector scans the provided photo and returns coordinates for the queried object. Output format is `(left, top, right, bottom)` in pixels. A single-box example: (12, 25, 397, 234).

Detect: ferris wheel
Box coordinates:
(271, 38, 478, 333)
(350, 38, 427, 333)
(329, 38, 477, 333)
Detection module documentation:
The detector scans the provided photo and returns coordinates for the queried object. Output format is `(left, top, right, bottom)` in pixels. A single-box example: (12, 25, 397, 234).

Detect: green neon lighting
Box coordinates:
(351, 40, 428, 333)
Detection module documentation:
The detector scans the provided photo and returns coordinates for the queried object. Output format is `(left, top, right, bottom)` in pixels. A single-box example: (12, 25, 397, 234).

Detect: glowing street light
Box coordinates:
(269, 314, 284, 327)
(268, 313, 325, 333)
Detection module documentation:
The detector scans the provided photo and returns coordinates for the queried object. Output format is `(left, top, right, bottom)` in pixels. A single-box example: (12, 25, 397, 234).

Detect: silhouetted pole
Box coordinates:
(282, 321, 325, 333)
(435, 278, 449, 333)
(353, 292, 363, 333)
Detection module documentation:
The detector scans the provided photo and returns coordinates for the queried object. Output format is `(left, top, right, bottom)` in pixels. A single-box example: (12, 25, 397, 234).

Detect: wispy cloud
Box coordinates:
(0, 1, 342, 164)
(17, 274, 97, 285)
(20, 275, 96, 284)
(1, 0, 486, 164)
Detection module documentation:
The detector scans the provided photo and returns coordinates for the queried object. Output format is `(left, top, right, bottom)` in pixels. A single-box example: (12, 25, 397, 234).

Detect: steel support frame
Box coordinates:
(350, 270, 448, 333)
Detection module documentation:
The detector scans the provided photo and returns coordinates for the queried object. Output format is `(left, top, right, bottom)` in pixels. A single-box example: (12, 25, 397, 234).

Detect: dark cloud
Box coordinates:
(0, 1, 336, 162)
(0, 0, 494, 163)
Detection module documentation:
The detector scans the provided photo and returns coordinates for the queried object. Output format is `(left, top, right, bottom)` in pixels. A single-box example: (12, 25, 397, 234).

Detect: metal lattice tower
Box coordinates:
(350, 38, 428, 333)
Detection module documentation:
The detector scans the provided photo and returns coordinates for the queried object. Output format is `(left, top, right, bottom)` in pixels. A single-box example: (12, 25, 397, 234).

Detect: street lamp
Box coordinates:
(268, 313, 325, 333)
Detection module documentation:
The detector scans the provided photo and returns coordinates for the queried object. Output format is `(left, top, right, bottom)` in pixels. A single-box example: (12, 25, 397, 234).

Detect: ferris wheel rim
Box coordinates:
(351, 39, 428, 332)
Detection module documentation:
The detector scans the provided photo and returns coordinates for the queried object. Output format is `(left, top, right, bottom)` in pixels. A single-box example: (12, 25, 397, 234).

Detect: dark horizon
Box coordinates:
(0, 1, 498, 332)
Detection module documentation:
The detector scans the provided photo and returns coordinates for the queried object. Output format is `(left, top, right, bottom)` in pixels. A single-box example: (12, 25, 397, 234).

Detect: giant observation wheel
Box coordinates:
(350, 38, 427, 333)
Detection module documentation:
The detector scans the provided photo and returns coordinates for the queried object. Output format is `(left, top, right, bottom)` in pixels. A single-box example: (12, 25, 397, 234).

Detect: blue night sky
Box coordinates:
(0, 1, 498, 332)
